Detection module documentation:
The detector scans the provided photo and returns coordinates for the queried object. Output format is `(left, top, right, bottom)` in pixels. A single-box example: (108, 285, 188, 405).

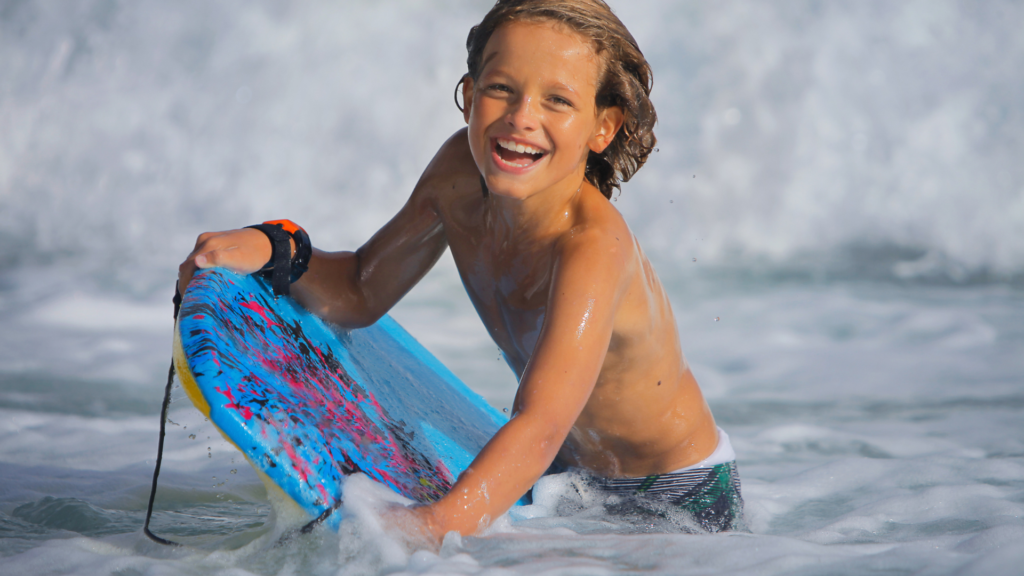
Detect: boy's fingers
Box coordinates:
(196, 245, 266, 275)
(177, 248, 239, 296)
(195, 247, 234, 270)
(177, 248, 227, 295)
(178, 228, 273, 296)
(194, 252, 211, 268)
(177, 259, 197, 296)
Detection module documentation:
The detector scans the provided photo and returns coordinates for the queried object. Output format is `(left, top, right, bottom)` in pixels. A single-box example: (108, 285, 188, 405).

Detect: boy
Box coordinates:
(178, 0, 741, 544)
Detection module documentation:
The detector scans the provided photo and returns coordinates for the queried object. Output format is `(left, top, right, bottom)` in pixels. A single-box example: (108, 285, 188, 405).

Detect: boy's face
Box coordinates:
(463, 20, 622, 202)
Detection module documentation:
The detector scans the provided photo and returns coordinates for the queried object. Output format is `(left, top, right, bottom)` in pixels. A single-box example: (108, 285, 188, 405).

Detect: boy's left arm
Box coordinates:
(398, 229, 629, 542)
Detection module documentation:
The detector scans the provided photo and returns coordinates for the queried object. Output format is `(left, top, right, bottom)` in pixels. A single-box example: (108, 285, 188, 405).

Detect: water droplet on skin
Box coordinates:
(188, 434, 196, 440)
(714, 317, 721, 322)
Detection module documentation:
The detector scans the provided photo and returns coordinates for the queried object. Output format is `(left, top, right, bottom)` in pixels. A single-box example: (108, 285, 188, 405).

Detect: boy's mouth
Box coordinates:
(494, 138, 546, 168)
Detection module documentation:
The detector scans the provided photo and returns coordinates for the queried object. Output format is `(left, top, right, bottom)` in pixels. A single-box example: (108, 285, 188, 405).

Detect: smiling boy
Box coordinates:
(178, 0, 742, 543)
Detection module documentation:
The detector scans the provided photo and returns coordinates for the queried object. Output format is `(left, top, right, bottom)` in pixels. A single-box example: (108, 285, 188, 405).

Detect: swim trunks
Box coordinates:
(592, 460, 743, 532)
(591, 428, 744, 532)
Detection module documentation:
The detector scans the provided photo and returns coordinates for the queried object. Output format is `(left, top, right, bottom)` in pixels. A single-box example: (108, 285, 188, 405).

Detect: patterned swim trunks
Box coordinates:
(591, 461, 744, 532)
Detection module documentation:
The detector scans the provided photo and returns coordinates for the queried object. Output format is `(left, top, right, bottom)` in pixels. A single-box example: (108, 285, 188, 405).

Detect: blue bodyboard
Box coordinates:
(172, 268, 508, 529)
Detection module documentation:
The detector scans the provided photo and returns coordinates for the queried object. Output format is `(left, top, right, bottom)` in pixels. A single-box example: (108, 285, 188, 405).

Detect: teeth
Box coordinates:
(498, 138, 542, 155)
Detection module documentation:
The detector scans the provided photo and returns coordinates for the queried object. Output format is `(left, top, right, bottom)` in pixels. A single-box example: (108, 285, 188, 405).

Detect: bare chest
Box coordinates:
(443, 212, 556, 372)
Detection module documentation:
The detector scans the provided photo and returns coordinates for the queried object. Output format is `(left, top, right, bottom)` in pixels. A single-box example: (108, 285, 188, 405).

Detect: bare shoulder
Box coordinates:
(557, 186, 635, 273)
(416, 128, 481, 204)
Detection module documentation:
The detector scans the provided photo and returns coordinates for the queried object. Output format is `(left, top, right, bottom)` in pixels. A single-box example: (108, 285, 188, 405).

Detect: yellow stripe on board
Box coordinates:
(172, 319, 211, 419)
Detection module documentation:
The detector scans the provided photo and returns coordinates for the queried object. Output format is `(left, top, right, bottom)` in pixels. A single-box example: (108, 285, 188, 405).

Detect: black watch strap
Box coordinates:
(245, 223, 293, 297)
(288, 227, 312, 283)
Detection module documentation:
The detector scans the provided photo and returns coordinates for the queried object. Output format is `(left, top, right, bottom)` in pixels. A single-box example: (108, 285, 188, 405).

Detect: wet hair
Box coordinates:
(466, 0, 657, 199)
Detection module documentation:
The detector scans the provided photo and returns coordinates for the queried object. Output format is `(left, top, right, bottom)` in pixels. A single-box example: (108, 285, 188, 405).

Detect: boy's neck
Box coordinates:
(484, 173, 586, 244)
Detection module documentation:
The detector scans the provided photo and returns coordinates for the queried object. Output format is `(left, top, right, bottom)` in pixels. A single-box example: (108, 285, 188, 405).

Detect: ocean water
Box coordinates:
(1, 1, 1023, 574)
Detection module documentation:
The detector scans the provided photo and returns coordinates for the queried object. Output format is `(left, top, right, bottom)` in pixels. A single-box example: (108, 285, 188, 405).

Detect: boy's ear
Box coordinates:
(589, 106, 624, 154)
(461, 76, 474, 124)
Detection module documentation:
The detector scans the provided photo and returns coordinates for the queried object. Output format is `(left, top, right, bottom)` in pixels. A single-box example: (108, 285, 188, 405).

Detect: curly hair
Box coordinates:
(465, 0, 657, 199)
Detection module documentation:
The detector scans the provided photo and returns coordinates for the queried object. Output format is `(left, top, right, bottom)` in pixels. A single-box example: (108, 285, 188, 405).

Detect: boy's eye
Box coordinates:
(486, 84, 512, 94)
(550, 96, 574, 107)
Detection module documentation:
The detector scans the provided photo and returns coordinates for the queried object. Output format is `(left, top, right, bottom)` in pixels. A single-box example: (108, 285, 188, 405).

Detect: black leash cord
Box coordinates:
(142, 286, 183, 546)
(143, 359, 181, 546)
(301, 498, 343, 534)
(272, 498, 344, 548)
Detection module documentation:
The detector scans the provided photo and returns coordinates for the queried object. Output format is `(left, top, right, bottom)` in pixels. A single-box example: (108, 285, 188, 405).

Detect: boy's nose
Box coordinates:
(505, 96, 540, 132)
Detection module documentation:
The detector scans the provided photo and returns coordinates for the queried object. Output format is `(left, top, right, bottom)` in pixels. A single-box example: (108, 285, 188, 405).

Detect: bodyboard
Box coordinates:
(172, 268, 509, 529)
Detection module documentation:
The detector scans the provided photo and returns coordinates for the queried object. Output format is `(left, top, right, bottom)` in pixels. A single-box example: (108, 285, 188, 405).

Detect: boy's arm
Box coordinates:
(407, 228, 629, 540)
(288, 181, 446, 328)
(177, 130, 475, 327)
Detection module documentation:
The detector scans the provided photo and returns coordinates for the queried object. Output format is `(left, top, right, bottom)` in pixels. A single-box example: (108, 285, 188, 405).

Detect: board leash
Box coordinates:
(143, 359, 181, 546)
(142, 287, 183, 547)
(271, 499, 344, 547)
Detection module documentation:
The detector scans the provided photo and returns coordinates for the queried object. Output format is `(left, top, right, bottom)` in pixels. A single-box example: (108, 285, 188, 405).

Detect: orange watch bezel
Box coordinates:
(263, 219, 304, 235)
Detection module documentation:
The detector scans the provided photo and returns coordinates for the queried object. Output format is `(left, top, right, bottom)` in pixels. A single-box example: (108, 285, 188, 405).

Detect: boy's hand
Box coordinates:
(177, 228, 272, 296)
(380, 503, 443, 551)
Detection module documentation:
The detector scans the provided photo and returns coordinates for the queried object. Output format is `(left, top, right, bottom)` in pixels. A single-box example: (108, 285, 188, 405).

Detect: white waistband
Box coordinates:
(670, 427, 735, 473)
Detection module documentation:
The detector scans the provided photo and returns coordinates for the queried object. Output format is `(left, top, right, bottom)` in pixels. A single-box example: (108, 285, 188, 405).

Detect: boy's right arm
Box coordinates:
(288, 184, 447, 328)
(178, 130, 474, 328)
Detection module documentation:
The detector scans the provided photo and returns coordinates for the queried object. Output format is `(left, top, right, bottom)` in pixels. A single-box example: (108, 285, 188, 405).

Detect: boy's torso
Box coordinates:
(421, 133, 718, 478)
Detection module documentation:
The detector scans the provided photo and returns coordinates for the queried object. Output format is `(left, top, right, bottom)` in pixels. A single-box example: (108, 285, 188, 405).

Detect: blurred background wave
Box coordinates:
(2, 0, 1022, 297)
